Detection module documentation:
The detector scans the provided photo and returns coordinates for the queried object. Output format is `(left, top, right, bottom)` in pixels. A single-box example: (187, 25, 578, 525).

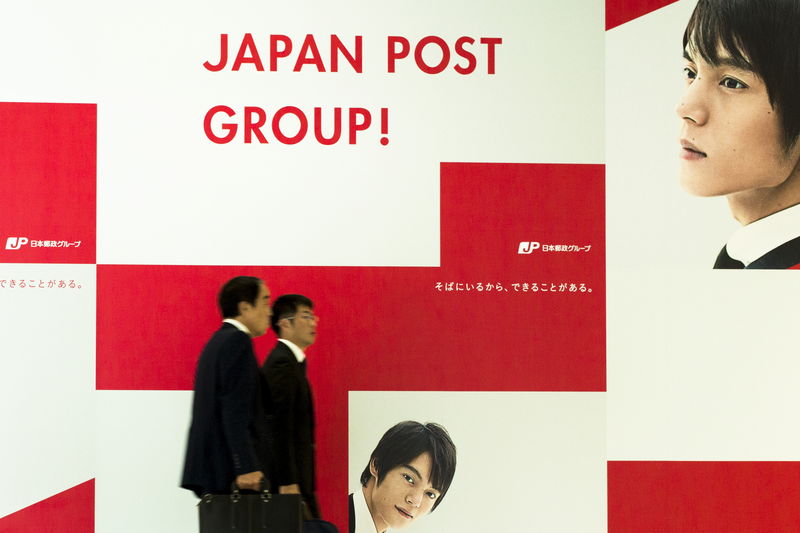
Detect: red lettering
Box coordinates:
(203, 106, 385, 145)
(270, 35, 292, 72)
(244, 107, 268, 144)
(379, 108, 389, 146)
(480, 37, 502, 74)
(204, 106, 237, 144)
(232, 33, 264, 71)
(314, 107, 342, 145)
(454, 37, 476, 75)
(414, 36, 450, 74)
(331, 35, 362, 73)
(272, 106, 308, 144)
(387, 36, 410, 73)
(204, 34, 372, 73)
(294, 34, 325, 72)
(348, 108, 371, 144)
(386, 35, 501, 74)
(203, 34, 228, 72)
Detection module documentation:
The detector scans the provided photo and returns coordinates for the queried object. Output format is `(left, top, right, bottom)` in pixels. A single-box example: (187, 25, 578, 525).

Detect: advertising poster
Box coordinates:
(607, 0, 800, 530)
(1, 1, 798, 532)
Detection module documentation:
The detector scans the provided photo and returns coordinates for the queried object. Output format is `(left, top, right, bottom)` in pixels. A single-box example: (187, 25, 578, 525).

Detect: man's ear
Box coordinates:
(275, 316, 290, 335)
(237, 300, 252, 316)
(369, 458, 378, 479)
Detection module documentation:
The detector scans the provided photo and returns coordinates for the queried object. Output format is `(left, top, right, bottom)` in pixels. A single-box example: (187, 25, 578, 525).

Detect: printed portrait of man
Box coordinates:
(349, 421, 456, 533)
(677, 0, 800, 269)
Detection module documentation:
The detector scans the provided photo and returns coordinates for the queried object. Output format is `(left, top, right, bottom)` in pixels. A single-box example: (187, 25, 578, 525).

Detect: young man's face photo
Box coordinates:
(368, 452, 440, 530)
(677, 45, 800, 199)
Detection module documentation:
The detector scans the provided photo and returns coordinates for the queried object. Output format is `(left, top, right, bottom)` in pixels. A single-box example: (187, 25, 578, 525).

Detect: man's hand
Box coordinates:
(235, 471, 264, 491)
(279, 483, 301, 494)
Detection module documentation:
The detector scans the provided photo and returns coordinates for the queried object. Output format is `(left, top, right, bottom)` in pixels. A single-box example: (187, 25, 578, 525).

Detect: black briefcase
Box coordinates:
(198, 487, 303, 533)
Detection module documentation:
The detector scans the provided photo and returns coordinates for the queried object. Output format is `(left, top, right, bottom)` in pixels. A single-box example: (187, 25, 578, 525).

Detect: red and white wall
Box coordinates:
(607, 0, 800, 531)
(1, 1, 797, 532)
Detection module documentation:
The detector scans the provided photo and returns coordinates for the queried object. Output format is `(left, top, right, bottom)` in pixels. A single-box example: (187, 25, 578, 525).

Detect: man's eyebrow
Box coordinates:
(402, 464, 423, 480)
(683, 48, 754, 72)
(401, 464, 441, 492)
(716, 55, 754, 72)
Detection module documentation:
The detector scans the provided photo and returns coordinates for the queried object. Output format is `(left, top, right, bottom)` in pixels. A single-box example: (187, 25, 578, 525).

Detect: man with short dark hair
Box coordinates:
(677, 0, 800, 268)
(181, 276, 272, 497)
(262, 294, 321, 518)
(350, 421, 457, 533)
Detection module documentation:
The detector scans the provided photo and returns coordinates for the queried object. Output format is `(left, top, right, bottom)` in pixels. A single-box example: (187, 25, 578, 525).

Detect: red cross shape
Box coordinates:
(1, 101, 606, 531)
(95, 162, 605, 528)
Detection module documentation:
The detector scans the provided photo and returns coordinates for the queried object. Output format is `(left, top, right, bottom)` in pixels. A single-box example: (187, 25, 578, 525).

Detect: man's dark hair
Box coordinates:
(360, 421, 456, 511)
(218, 276, 262, 319)
(270, 294, 314, 336)
(683, 0, 800, 150)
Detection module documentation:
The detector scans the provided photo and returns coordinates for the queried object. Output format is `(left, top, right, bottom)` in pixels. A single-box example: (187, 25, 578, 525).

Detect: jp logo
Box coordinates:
(5, 237, 29, 250)
(518, 241, 540, 254)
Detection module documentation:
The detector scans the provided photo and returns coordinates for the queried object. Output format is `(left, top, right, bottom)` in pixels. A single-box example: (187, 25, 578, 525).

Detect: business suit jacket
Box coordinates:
(262, 340, 319, 517)
(349, 493, 355, 533)
(181, 323, 270, 497)
(714, 236, 800, 269)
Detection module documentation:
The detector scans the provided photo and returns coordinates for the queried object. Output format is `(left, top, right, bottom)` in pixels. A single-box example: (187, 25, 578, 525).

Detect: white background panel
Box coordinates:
(607, 0, 800, 460)
(95, 391, 197, 533)
(0, 0, 608, 526)
(0, 264, 95, 518)
(606, 0, 731, 273)
(608, 271, 800, 460)
(349, 392, 606, 532)
(2, 0, 603, 266)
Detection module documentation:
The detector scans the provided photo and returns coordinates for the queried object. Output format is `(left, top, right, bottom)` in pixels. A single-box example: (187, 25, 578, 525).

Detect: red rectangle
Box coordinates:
(0, 479, 94, 530)
(606, 0, 680, 30)
(608, 461, 800, 532)
(0, 102, 96, 263)
(97, 163, 605, 392)
(96, 163, 604, 530)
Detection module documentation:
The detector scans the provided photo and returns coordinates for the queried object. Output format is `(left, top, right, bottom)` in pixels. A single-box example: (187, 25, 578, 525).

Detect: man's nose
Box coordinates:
(676, 78, 708, 126)
(406, 489, 422, 507)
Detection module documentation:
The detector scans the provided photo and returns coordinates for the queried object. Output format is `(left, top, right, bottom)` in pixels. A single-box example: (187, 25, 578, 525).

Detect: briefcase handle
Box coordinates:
(229, 477, 273, 501)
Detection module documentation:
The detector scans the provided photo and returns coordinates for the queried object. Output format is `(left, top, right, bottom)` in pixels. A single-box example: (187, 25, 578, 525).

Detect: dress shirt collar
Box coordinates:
(222, 318, 251, 336)
(727, 203, 800, 266)
(353, 487, 379, 533)
(279, 338, 306, 363)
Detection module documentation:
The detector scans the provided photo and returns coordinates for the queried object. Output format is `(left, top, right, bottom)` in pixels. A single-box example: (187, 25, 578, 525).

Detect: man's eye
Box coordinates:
(403, 474, 414, 484)
(425, 491, 438, 500)
(721, 77, 746, 89)
(683, 67, 696, 81)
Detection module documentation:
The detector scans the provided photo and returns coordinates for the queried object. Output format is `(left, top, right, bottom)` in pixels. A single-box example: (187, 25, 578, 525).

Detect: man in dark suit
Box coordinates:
(181, 276, 272, 497)
(262, 294, 320, 518)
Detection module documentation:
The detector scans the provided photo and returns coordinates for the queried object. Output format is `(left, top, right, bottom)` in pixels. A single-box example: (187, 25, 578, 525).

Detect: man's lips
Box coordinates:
(680, 139, 707, 159)
(395, 506, 414, 520)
